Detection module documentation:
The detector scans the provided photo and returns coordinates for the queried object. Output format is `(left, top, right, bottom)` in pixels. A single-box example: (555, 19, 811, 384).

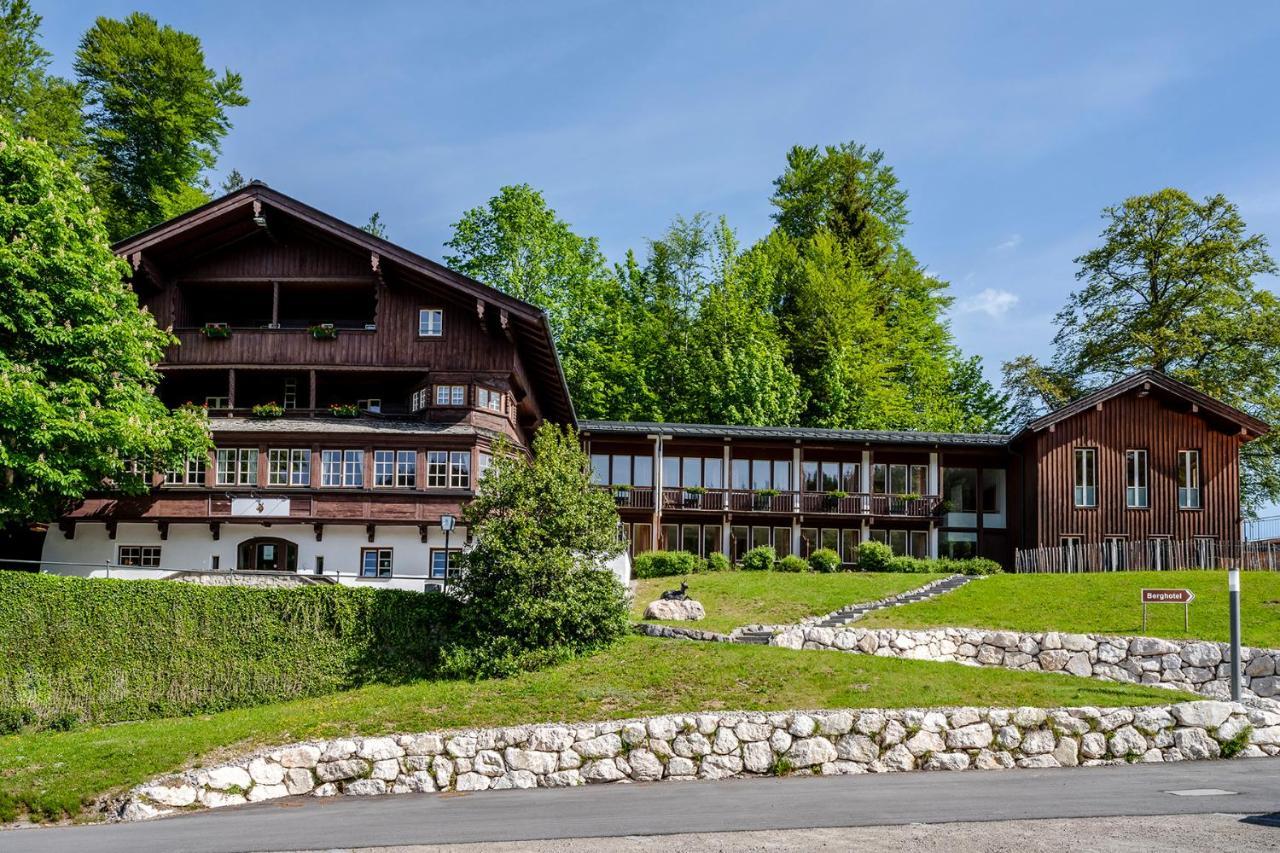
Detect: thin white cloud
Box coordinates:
(959, 288, 1020, 318)
(993, 234, 1023, 251)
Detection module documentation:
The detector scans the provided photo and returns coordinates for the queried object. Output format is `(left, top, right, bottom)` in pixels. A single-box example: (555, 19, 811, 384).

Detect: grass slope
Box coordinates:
(632, 572, 947, 633)
(860, 571, 1280, 648)
(0, 635, 1188, 823)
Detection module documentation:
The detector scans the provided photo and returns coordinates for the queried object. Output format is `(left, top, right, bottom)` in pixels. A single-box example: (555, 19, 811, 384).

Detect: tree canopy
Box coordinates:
(1004, 188, 1280, 510)
(0, 121, 209, 522)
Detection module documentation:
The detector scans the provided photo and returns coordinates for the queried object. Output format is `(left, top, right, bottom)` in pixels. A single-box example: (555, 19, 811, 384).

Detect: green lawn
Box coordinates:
(632, 571, 947, 633)
(0, 635, 1187, 824)
(860, 571, 1280, 648)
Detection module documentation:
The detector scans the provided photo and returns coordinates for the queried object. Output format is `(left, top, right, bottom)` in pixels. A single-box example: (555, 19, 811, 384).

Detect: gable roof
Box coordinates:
(1019, 370, 1269, 439)
(113, 182, 576, 425)
(580, 420, 1009, 448)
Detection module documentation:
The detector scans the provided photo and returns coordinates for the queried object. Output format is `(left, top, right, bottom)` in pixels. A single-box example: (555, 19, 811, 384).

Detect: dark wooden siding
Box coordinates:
(1028, 391, 1242, 545)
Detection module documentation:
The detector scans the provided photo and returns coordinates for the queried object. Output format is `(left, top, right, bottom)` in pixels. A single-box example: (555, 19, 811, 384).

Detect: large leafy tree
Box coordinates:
(0, 122, 209, 523)
(448, 424, 628, 675)
(445, 184, 657, 420)
(1003, 188, 1280, 509)
(0, 0, 87, 166)
(75, 12, 248, 239)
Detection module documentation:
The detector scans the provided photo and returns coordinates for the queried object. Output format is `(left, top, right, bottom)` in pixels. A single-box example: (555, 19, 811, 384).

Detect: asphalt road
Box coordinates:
(8, 759, 1280, 853)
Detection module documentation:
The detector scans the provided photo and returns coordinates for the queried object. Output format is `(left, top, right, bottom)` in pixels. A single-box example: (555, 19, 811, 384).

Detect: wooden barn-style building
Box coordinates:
(38, 184, 1269, 585)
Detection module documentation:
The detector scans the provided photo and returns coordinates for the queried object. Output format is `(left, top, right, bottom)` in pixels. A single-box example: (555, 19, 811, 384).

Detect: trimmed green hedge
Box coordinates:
(633, 551, 704, 578)
(0, 572, 452, 731)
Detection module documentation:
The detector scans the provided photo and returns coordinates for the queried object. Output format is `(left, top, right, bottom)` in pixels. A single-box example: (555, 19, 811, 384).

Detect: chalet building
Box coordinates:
(38, 184, 1269, 585)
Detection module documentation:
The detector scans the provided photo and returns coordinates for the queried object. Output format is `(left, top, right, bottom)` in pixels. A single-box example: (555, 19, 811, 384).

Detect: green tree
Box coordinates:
(445, 184, 655, 420)
(447, 424, 628, 675)
(1004, 189, 1280, 509)
(75, 12, 248, 239)
(361, 211, 387, 238)
(0, 0, 86, 165)
(0, 122, 210, 523)
(219, 168, 245, 193)
(945, 355, 1013, 432)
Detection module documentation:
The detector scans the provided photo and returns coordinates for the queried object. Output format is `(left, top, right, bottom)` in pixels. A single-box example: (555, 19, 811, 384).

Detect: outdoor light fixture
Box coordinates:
(441, 514, 457, 584)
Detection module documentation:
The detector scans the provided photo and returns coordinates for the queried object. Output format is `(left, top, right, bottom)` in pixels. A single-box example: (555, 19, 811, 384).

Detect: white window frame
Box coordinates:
(373, 450, 396, 488)
(426, 451, 448, 488)
(449, 451, 471, 489)
(165, 454, 207, 486)
(430, 548, 461, 580)
(477, 387, 504, 413)
(418, 308, 443, 337)
(410, 388, 428, 412)
(204, 396, 229, 409)
(1178, 450, 1202, 509)
(435, 384, 466, 406)
(322, 449, 364, 488)
(1073, 448, 1097, 508)
(1125, 449, 1148, 509)
(268, 449, 310, 487)
(395, 450, 417, 488)
(321, 450, 344, 487)
(117, 545, 161, 567)
(216, 448, 257, 486)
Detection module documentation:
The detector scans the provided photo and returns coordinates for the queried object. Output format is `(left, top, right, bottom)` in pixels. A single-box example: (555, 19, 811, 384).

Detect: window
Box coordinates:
(435, 385, 466, 406)
(418, 308, 443, 337)
(373, 451, 395, 487)
(477, 452, 492, 481)
(357, 398, 381, 413)
(216, 449, 257, 486)
(730, 525, 750, 561)
(751, 459, 772, 490)
(773, 526, 791, 558)
(268, 449, 309, 486)
(821, 528, 840, 553)
(705, 526, 723, 559)
(681, 524, 700, 556)
(1073, 448, 1097, 508)
(1178, 450, 1201, 509)
(888, 464, 908, 495)
(322, 449, 364, 487)
(943, 468, 977, 512)
(410, 388, 428, 412)
(204, 396, 229, 409)
(427, 451, 448, 487)
(361, 548, 393, 578)
(631, 522, 653, 556)
(430, 549, 461, 579)
(450, 451, 471, 489)
(910, 530, 928, 559)
(661, 523, 679, 550)
(590, 454, 609, 485)
(842, 529, 859, 562)
(872, 464, 887, 494)
(165, 454, 206, 485)
(682, 456, 702, 489)
(940, 531, 977, 559)
(731, 459, 749, 490)
(802, 461, 818, 492)
(373, 450, 415, 487)
(821, 462, 840, 491)
(1104, 536, 1127, 571)
(477, 387, 504, 412)
(799, 527, 817, 558)
(1125, 450, 1148, 508)
(911, 465, 928, 495)
(752, 526, 772, 550)
(634, 456, 654, 488)
(117, 545, 160, 567)
(396, 450, 417, 487)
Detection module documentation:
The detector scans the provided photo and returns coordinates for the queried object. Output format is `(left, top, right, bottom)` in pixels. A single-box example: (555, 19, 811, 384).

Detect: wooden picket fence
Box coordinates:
(1014, 539, 1280, 573)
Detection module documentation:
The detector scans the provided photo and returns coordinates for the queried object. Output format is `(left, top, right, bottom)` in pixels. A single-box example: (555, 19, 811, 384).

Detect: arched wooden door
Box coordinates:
(236, 537, 298, 572)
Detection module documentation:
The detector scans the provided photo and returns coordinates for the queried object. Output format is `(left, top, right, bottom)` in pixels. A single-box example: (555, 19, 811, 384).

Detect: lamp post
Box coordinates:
(441, 514, 457, 585)
(1229, 567, 1242, 701)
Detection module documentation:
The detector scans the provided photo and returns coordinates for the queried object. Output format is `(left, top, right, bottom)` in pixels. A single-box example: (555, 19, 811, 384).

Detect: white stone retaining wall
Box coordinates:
(772, 626, 1280, 700)
(118, 700, 1279, 821)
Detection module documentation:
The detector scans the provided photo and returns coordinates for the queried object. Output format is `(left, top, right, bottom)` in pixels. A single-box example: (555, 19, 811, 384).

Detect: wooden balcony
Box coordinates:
(602, 486, 941, 518)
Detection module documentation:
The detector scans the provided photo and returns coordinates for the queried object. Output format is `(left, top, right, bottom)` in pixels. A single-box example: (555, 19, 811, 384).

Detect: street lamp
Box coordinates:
(441, 514, 457, 585)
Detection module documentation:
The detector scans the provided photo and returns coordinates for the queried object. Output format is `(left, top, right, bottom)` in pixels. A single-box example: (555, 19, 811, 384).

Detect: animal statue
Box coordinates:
(660, 582, 689, 601)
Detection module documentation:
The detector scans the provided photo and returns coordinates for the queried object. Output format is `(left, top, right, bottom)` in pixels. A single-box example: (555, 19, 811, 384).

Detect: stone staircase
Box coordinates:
(733, 573, 973, 646)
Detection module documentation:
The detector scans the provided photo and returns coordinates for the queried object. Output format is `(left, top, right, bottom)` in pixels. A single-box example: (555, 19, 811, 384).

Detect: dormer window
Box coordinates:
(477, 387, 504, 413)
(418, 308, 443, 337)
(410, 388, 428, 412)
(435, 384, 466, 406)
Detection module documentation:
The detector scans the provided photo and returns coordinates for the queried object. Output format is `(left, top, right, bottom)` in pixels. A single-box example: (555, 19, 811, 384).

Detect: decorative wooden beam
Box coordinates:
(209, 521, 221, 541)
(157, 521, 170, 541)
(499, 309, 514, 343)
(313, 522, 324, 542)
(366, 523, 376, 543)
(476, 299, 486, 324)
(371, 252, 385, 287)
(105, 521, 117, 540)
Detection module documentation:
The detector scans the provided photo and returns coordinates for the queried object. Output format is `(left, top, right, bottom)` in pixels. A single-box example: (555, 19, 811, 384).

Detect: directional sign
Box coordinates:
(1141, 588, 1194, 604)
(1141, 588, 1194, 631)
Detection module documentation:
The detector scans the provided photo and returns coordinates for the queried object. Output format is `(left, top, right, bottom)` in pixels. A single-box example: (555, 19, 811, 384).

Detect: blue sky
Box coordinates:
(34, 1, 1280, 385)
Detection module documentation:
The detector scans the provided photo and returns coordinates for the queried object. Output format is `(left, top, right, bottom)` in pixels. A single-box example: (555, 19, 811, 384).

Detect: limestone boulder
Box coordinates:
(643, 599, 706, 621)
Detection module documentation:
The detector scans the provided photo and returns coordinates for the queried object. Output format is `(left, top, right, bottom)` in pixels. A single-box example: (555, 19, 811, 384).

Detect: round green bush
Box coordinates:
(633, 550, 703, 578)
(704, 551, 732, 573)
(808, 548, 842, 573)
(886, 555, 927, 573)
(740, 545, 776, 571)
(856, 540, 894, 571)
(776, 554, 810, 573)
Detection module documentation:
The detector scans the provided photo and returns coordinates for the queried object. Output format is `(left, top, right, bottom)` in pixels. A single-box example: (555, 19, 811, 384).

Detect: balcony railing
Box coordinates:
(601, 486, 941, 517)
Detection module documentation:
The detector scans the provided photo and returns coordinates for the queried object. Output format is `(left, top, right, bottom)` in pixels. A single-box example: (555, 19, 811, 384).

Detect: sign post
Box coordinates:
(1141, 588, 1194, 633)
(1229, 569, 1241, 701)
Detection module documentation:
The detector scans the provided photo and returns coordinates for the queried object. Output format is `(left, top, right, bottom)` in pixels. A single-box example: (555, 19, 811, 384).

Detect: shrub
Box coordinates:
(856, 540, 894, 571)
(808, 548, 842, 573)
(886, 555, 929, 573)
(949, 557, 1003, 576)
(0, 571, 454, 731)
(740, 545, 776, 571)
(451, 425, 630, 676)
(634, 550, 704, 578)
(776, 554, 810, 573)
(704, 551, 732, 573)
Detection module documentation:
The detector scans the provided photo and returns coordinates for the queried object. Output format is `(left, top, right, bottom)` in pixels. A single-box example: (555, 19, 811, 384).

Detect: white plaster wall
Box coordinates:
(40, 521, 470, 593)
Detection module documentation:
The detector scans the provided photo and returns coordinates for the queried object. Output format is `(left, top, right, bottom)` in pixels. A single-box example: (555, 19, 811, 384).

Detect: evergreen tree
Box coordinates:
(361, 211, 387, 238)
(220, 168, 246, 193)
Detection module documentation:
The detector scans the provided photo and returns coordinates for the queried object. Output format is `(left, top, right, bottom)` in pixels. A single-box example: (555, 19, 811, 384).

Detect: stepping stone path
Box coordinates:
(733, 574, 973, 646)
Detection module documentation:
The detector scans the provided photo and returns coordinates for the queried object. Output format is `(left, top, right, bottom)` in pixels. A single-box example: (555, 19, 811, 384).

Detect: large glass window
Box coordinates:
(872, 464, 888, 494)
(1178, 450, 1201, 509)
(943, 468, 977, 511)
(1125, 449, 1148, 508)
(773, 460, 792, 492)
(704, 458, 722, 489)
(590, 454, 608, 485)
(395, 450, 416, 487)
(612, 455, 634, 486)
(888, 464, 908, 495)
(773, 526, 791, 558)
(361, 548, 393, 577)
(911, 465, 928, 495)
(752, 526, 772, 550)
(702, 525, 720, 558)
(1074, 448, 1097, 507)
(682, 524, 701, 556)
(802, 461, 819, 492)
(633, 456, 654, 488)
(268, 449, 309, 486)
(683, 457, 703, 488)
(751, 459, 771, 490)
(731, 459, 750, 490)
(842, 529, 860, 562)
(940, 530, 977, 559)
(449, 451, 471, 489)
(321, 450, 343, 487)
(663, 455, 680, 488)
(427, 451, 448, 487)
(730, 525, 750, 561)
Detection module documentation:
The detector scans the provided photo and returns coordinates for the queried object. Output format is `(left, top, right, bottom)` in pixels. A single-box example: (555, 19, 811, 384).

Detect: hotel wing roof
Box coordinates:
(579, 420, 1011, 447)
